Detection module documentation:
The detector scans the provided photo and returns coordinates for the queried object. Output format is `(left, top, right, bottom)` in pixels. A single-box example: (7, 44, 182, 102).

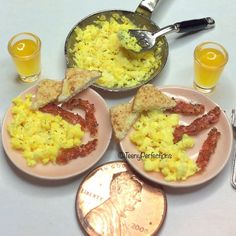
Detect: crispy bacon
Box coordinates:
(173, 106, 221, 143)
(62, 97, 98, 136)
(167, 101, 205, 116)
(39, 103, 86, 129)
(56, 139, 98, 165)
(196, 128, 221, 171)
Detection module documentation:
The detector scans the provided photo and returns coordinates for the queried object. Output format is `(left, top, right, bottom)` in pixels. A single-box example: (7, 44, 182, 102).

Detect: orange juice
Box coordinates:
(194, 42, 228, 93)
(8, 33, 41, 82)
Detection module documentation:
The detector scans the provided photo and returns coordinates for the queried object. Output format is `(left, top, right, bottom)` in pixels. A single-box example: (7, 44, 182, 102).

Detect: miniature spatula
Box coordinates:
(123, 17, 215, 52)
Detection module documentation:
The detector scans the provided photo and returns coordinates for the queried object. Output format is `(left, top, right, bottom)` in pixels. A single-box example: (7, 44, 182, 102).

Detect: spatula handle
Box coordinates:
(135, 0, 160, 18)
(175, 17, 215, 33)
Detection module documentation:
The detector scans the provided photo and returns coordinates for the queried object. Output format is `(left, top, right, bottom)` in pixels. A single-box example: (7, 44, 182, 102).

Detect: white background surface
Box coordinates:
(0, 0, 236, 235)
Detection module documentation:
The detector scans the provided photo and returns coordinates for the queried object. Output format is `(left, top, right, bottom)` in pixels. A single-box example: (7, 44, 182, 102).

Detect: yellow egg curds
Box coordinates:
(130, 110, 199, 181)
(7, 94, 84, 166)
(71, 14, 163, 88)
(117, 30, 142, 52)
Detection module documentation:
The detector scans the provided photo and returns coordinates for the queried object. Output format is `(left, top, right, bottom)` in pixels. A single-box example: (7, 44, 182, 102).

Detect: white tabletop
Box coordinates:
(1, 0, 236, 235)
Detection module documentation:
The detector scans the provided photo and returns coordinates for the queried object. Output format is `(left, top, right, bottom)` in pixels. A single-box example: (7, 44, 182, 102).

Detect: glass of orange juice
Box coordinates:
(193, 41, 228, 93)
(8, 32, 41, 83)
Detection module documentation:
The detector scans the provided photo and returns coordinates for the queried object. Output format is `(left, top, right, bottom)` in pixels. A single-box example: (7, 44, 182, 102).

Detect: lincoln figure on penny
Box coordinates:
(84, 171, 142, 236)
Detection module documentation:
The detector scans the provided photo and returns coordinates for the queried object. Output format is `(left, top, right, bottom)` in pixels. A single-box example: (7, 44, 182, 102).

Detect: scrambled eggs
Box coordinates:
(72, 14, 163, 88)
(130, 110, 199, 181)
(117, 30, 142, 52)
(7, 94, 84, 166)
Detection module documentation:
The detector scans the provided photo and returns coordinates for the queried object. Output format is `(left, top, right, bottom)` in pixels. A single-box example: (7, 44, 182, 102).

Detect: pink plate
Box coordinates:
(2, 86, 112, 180)
(120, 86, 233, 188)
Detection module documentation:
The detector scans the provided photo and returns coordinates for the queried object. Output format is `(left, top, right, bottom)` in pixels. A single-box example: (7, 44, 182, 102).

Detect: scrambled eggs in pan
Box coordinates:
(130, 110, 199, 181)
(72, 14, 163, 88)
(7, 94, 84, 166)
(117, 30, 142, 53)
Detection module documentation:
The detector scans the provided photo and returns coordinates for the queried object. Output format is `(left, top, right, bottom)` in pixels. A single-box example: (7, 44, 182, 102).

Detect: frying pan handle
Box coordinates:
(175, 17, 215, 33)
(135, 0, 160, 18)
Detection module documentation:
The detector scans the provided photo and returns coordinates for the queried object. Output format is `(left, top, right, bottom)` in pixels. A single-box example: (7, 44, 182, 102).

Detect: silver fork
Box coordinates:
(231, 109, 236, 188)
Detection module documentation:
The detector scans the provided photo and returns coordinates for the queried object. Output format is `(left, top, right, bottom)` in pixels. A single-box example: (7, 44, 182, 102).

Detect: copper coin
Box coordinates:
(76, 161, 167, 236)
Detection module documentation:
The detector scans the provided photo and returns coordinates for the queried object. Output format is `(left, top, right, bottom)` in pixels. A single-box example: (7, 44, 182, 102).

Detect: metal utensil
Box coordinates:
(231, 109, 236, 188)
(126, 17, 215, 52)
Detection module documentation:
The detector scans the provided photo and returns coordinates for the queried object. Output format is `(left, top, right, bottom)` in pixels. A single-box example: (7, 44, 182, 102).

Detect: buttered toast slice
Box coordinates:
(110, 102, 140, 141)
(31, 79, 62, 110)
(58, 68, 101, 102)
(132, 84, 176, 112)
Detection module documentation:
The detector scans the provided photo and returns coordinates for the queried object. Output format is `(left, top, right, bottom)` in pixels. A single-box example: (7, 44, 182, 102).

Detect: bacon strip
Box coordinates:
(173, 106, 221, 143)
(167, 101, 205, 116)
(39, 103, 86, 129)
(196, 128, 221, 171)
(62, 97, 98, 136)
(56, 139, 98, 165)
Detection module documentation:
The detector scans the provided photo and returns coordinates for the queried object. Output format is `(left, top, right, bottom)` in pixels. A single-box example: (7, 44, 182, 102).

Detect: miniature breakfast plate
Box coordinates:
(1, 86, 112, 180)
(120, 86, 233, 188)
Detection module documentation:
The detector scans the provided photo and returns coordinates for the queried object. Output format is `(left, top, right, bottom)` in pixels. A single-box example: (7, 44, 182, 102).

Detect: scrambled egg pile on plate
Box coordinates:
(130, 110, 199, 181)
(72, 14, 163, 88)
(7, 94, 84, 166)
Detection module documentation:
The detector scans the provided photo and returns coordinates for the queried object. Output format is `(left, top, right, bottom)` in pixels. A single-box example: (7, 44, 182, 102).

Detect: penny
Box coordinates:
(76, 161, 167, 236)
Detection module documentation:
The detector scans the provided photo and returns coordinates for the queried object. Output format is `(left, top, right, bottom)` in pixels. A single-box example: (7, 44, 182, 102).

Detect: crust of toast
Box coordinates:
(110, 102, 140, 141)
(132, 84, 176, 112)
(58, 68, 101, 102)
(31, 79, 62, 110)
